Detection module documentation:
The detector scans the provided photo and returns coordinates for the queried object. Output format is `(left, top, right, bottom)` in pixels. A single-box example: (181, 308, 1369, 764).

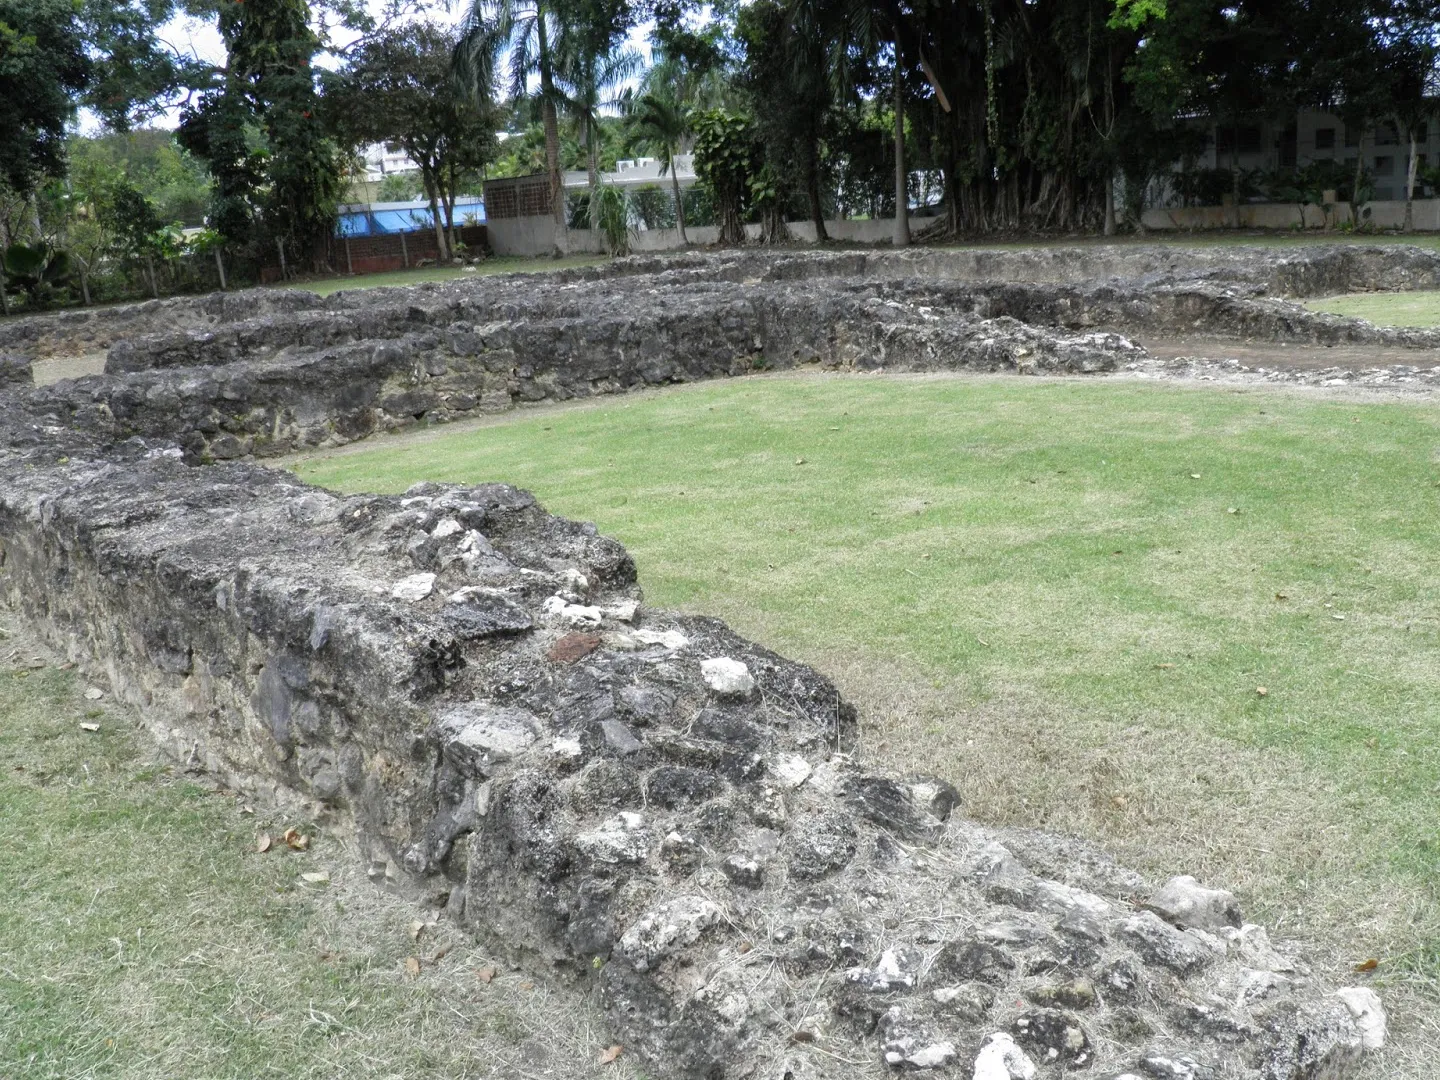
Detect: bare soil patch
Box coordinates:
(1142, 337, 1440, 373)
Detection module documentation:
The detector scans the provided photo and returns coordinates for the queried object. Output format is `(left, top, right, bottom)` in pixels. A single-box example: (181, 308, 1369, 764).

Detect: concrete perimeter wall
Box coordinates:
(1142, 199, 1440, 231)
(493, 204, 1440, 254)
(487, 215, 901, 256)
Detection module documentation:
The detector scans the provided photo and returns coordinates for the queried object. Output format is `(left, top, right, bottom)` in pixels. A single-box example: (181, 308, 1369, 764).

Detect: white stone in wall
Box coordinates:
(1334, 987, 1387, 1050)
(390, 572, 435, 601)
(972, 1032, 1036, 1080)
(700, 657, 755, 696)
(619, 896, 721, 972)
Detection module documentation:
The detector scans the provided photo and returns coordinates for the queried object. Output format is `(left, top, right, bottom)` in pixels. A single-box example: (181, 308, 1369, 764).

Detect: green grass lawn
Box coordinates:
(0, 653, 630, 1079)
(290, 374, 1440, 1008)
(280, 254, 607, 297)
(1307, 290, 1440, 326)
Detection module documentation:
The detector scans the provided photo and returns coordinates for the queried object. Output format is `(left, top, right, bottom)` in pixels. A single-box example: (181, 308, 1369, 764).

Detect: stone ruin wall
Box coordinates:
(6, 244, 1440, 466)
(0, 244, 1423, 1080)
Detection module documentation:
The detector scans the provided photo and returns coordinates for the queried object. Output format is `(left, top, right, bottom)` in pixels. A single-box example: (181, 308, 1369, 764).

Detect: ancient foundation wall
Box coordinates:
(0, 245, 1405, 1079)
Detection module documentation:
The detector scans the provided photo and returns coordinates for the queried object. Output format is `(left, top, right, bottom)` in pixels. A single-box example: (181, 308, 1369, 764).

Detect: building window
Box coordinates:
(1215, 125, 1264, 156)
(1315, 128, 1336, 150)
(1416, 123, 1428, 144)
(1376, 121, 1400, 146)
(1345, 125, 1361, 148)
(1374, 155, 1394, 176)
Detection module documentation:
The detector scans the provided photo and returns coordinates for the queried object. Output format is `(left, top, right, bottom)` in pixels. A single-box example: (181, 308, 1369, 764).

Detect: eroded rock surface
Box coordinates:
(0, 244, 1404, 1079)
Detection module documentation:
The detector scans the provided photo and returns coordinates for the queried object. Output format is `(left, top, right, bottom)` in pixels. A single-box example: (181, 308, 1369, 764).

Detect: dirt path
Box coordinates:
(1142, 336, 1440, 372)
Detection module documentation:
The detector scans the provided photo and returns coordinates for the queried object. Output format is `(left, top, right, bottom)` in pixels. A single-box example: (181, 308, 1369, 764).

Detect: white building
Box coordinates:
(1174, 108, 1437, 202)
(562, 154, 697, 191)
(358, 143, 419, 182)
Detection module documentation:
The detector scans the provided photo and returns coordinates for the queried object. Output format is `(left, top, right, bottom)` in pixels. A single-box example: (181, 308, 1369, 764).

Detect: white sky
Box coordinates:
(95, 1, 653, 134)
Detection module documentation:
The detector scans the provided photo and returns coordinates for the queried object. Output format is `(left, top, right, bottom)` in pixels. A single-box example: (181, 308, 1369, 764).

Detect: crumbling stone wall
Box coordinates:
(10, 243, 1440, 467)
(0, 244, 1409, 1080)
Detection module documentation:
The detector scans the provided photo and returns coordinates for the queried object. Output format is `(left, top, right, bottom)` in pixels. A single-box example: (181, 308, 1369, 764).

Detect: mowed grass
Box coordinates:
(0, 649, 633, 1079)
(292, 375, 1440, 1015)
(1308, 290, 1440, 326)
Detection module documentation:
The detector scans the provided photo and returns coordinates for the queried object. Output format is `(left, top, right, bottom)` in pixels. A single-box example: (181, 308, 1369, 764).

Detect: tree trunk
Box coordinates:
(146, 256, 159, 298)
(537, 15, 567, 256)
(893, 64, 909, 249)
(0, 259, 9, 316)
(807, 143, 828, 242)
(1103, 171, 1115, 236)
(1230, 142, 1240, 229)
(424, 171, 449, 263)
(444, 164, 458, 253)
(670, 162, 687, 245)
(78, 260, 91, 306)
(719, 182, 745, 245)
(1353, 151, 1365, 227)
(1405, 131, 1417, 232)
(586, 121, 604, 252)
(277, 239, 287, 281)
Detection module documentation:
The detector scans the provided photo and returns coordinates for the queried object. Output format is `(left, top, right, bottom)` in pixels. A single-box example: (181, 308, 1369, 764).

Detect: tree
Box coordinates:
(181, 0, 343, 273)
(737, 0, 833, 240)
(330, 23, 497, 262)
(456, 0, 570, 250)
(626, 91, 691, 243)
(0, 0, 89, 197)
(1370, 0, 1440, 231)
(176, 80, 266, 249)
(556, 36, 642, 232)
(692, 108, 753, 244)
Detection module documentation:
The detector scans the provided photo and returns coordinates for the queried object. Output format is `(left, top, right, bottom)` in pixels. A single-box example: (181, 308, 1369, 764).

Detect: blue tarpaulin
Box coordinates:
(336, 196, 486, 237)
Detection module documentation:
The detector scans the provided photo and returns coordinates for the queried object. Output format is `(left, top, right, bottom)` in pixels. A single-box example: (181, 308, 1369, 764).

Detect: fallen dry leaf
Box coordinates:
(519, 981, 534, 991)
(1189, 473, 1201, 479)
(430, 946, 450, 963)
(409, 920, 426, 942)
(83, 687, 104, 700)
(789, 1031, 816, 1045)
(475, 965, 496, 983)
(794, 457, 806, 466)
(256, 833, 273, 854)
(301, 871, 329, 885)
(1256, 687, 1269, 697)
(1275, 592, 1289, 600)
(599, 1045, 623, 1064)
(1355, 958, 1379, 972)
(1111, 795, 1129, 810)
(1154, 663, 1175, 670)
(283, 828, 310, 851)
(404, 956, 421, 978)
(79, 722, 100, 733)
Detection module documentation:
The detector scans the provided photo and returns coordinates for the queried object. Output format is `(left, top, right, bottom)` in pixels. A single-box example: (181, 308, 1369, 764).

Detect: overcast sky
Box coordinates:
(111, 2, 652, 134)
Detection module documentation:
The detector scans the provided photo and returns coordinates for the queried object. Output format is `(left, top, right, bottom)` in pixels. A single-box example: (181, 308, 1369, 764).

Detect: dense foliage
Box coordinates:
(3, 0, 1440, 309)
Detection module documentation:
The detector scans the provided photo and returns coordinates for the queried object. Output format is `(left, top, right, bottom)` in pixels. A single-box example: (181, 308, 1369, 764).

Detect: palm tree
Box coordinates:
(626, 91, 691, 244)
(454, 0, 568, 248)
(555, 39, 643, 232)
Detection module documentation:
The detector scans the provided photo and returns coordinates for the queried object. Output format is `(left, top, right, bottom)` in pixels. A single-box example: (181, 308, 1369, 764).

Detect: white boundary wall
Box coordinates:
(1141, 199, 1440, 231)
(486, 215, 901, 256)
(488, 201, 1440, 256)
